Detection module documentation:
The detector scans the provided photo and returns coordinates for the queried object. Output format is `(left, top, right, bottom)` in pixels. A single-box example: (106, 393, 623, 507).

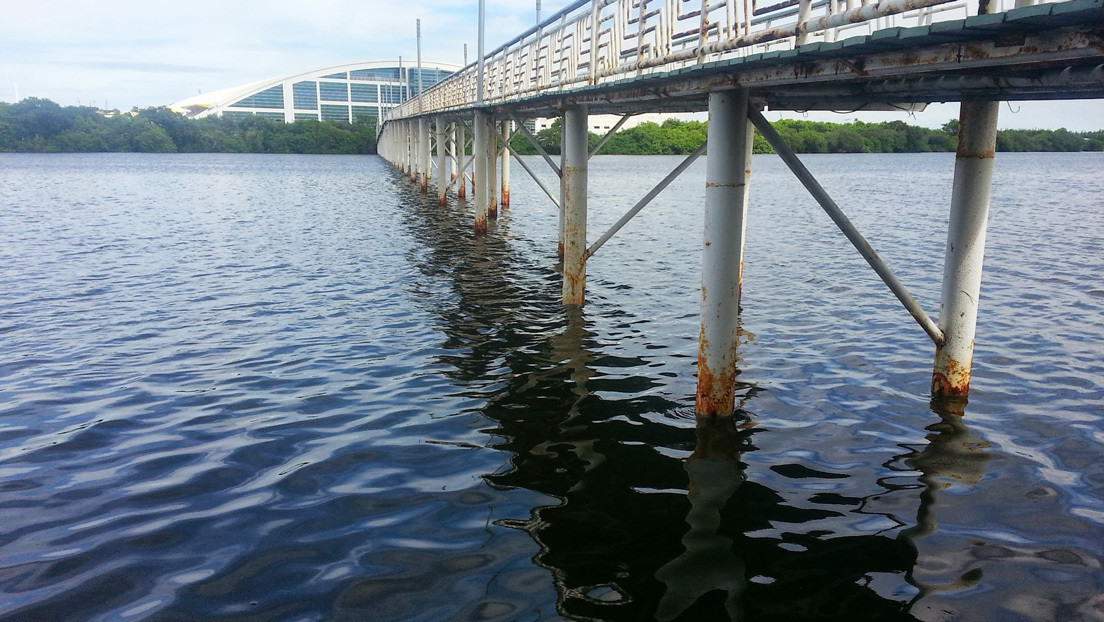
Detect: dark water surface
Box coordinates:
(1, 152, 1102, 621)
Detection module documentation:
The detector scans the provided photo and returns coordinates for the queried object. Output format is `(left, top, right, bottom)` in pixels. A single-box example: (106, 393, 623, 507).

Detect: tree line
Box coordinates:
(0, 98, 378, 154)
(3, 98, 1102, 155)
(512, 117, 1104, 155)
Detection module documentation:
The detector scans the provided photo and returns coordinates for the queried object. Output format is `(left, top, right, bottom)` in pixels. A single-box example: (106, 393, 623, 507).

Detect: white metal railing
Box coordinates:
(386, 0, 1062, 120)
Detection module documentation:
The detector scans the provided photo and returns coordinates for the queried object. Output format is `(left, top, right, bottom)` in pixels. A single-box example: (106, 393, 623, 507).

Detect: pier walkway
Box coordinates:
(377, 0, 1104, 415)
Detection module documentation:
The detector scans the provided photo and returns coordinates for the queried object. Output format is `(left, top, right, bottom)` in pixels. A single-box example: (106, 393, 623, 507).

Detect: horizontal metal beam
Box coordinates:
(747, 105, 945, 346)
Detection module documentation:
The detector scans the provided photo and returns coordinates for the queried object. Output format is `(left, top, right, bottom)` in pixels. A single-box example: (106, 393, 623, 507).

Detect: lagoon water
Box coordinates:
(1, 151, 1102, 621)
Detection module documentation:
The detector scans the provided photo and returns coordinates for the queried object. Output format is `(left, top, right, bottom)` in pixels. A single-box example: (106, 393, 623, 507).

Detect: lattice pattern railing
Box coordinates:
(388, 0, 1054, 119)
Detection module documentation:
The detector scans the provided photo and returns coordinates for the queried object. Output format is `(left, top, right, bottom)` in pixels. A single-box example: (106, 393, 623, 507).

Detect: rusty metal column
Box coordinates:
(457, 122, 467, 201)
(932, 101, 999, 399)
(558, 145, 566, 258)
(449, 123, 458, 193)
(435, 118, 448, 205)
(562, 105, 588, 306)
(418, 118, 431, 194)
(474, 111, 490, 234)
(406, 122, 415, 180)
(500, 120, 511, 209)
(487, 116, 499, 219)
(696, 89, 753, 417)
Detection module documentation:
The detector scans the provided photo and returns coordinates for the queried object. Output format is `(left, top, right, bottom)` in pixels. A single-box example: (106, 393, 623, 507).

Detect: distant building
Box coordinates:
(169, 60, 460, 124)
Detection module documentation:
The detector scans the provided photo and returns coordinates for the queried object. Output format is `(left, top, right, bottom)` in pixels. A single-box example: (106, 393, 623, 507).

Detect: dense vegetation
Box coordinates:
(0, 98, 378, 154)
(511, 117, 1104, 155)
(3, 98, 1102, 155)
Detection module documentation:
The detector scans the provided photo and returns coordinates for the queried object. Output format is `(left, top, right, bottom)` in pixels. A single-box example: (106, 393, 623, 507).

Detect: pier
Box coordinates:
(377, 0, 1104, 415)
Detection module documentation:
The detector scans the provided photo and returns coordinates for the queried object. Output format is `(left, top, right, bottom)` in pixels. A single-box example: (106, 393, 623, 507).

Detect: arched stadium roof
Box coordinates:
(169, 59, 460, 123)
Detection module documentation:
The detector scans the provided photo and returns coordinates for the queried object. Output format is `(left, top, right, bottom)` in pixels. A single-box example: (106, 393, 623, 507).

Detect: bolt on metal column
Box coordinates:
(932, 100, 999, 399)
(474, 111, 490, 234)
(562, 105, 589, 306)
(697, 89, 753, 418)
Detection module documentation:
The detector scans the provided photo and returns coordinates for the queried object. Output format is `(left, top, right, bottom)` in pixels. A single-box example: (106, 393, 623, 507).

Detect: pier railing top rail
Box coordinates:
(385, 0, 1074, 121)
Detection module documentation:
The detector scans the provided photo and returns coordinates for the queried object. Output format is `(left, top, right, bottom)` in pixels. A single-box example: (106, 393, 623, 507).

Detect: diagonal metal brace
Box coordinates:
(590, 114, 633, 158)
(511, 115, 562, 178)
(586, 139, 708, 259)
(747, 105, 945, 346)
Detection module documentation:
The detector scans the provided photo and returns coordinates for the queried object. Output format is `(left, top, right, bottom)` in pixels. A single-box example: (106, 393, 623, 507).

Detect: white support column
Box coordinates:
(487, 116, 499, 219)
(405, 122, 414, 179)
(558, 143, 566, 258)
(501, 120, 512, 210)
(474, 111, 490, 234)
(696, 88, 753, 418)
(457, 122, 468, 201)
(418, 118, 431, 194)
(435, 118, 448, 206)
(932, 101, 999, 399)
(562, 105, 589, 306)
(449, 123, 458, 193)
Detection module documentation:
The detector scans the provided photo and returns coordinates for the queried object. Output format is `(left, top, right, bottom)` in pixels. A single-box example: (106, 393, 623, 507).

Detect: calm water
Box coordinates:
(1, 151, 1102, 622)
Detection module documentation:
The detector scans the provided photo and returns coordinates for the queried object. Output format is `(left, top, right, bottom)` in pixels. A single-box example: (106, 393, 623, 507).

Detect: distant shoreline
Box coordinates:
(3, 98, 1102, 155)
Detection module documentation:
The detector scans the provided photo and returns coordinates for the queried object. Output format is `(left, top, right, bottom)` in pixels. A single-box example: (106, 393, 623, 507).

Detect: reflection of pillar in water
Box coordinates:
(655, 416, 749, 621)
(900, 402, 991, 603)
(528, 307, 602, 486)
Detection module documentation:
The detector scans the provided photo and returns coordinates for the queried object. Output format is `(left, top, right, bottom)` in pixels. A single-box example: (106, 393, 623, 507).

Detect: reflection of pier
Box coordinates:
(380, 0, 1103, 414)
(393, 177, 1010, 619)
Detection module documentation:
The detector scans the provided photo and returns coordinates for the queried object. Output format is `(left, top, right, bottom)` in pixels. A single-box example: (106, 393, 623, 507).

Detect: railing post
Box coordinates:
(562, 105, 589, 306)
(474, 111, 490, 234)
(419, 118, 431, 194)
(435, 117, 447, 206)
(457, 122, 467, 201)
(696, 88, 753, 417)
(501, 120, 512, 209)
(932, 101, 999, 399)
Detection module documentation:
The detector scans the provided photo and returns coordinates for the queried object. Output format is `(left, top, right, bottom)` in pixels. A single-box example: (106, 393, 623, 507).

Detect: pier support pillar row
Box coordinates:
(696, 89, 753, 417)
(562, 105, 589, 306)
(473, 111, 490, 234)
(932, 100, 999, 399)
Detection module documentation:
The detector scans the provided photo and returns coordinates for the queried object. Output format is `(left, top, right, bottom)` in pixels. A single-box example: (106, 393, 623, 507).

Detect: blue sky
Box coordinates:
(2, 0, 1101, 130)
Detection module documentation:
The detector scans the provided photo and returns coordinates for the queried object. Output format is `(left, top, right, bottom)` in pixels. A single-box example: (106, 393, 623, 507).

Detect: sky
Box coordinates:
(3, 0, 1101, 131)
